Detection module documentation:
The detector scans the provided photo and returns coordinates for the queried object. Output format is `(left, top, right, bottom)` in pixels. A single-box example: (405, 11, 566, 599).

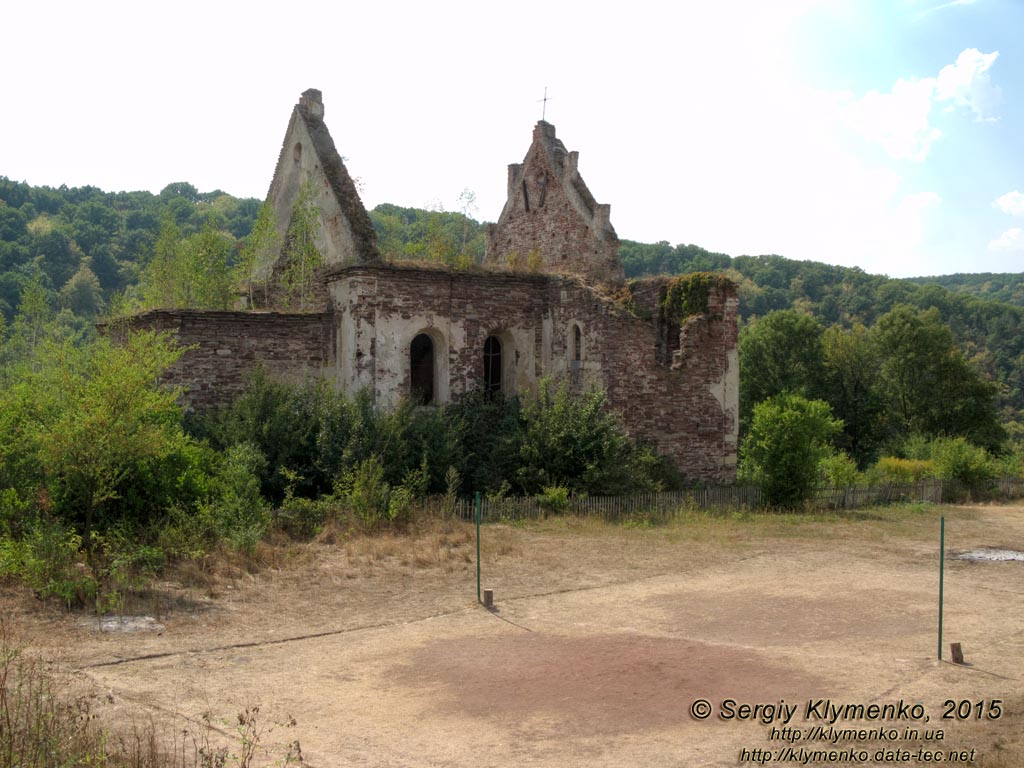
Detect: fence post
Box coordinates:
(938, 515, 945, 661)
(475, 491, 481, 604)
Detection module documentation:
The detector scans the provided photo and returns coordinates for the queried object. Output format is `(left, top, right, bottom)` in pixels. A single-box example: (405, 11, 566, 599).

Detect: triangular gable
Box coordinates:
(259, 89, 379, 282)
(485, 121, 623, 285)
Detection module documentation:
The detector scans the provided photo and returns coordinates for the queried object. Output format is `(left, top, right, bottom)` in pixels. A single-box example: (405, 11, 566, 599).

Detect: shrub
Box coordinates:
(741, 392, 842, 508)
(200, 442, 271, 554)
(536, 485, 570, 515)
(930, 437, 998, 495)
(515, 378, 666, 495)
(274, 496, 331, 540)
(0, 516, 94, 607)
(867, 457, 936, 484)
(340, 455, 394, 530)
(818, 451, 860, 487)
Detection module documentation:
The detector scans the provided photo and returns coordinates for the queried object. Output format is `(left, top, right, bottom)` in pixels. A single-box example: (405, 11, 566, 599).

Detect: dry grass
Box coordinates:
(342, 519, 483, 574)
(0, 621, 305, 767)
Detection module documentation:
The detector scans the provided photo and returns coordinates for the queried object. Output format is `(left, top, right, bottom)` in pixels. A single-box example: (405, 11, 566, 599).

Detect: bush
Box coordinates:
(866, 456, 936, 484)
(741, 392, 842, 508)
(930, 437, 998, 495)
(274, 495, 331, 540)
(515, 378, 667, 495)
(0, 330, 197, 546)
(200, 373, 466, 503)
(0, 516, 94, 607)
(200, 442, 271, 555)
(818, 451, 860, 487)
(536, 485, 570, 515)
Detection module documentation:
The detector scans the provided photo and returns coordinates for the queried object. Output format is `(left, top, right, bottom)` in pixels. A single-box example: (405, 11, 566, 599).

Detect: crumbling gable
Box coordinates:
(258, 89, 380, 288)
(485, 121, 624, 286)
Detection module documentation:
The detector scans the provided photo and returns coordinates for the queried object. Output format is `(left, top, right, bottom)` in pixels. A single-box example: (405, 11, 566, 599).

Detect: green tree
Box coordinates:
(139, 216, 234, 310)
(59, 262, 104, 319)
(279, 180, 323, 310)
(872, 305, 1003, 449)
(140, 214, 183, 308)
(821, 324, 885, 465)
(741, 392, 842, 508)
(235, 201, 281, 307)
(181, 222, 234, 310)
(738, 310, 826, 432)
(5, 274, 52, 363)
(16, 332, 188, 553)
(515, 379, 663, 495)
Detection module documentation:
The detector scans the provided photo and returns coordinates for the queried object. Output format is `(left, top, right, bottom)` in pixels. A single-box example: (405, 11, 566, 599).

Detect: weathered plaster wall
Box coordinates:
(325, 264, 739, 481)
(265, 111, 358, 270)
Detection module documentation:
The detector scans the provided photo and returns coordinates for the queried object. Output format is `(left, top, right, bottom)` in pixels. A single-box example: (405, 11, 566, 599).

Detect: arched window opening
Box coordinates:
(573, 324, 582, 362)
(410, 333, 434, 405)
(293, 142, 303, 163)
(484, 335, 502, 396)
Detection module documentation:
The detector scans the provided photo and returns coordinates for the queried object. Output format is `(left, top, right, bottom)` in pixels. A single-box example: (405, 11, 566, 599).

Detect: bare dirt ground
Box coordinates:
(3, 503, 1023, 767)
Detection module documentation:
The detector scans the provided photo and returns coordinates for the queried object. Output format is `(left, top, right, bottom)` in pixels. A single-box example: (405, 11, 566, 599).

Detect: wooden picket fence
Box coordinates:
(419, 476, 1024, 524)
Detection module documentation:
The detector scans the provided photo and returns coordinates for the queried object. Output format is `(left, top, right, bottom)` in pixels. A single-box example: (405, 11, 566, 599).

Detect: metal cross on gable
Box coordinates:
(538, 86, 552, 121)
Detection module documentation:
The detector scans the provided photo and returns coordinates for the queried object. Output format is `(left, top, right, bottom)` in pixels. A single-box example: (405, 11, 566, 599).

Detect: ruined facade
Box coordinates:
(127, 89, 739, 482)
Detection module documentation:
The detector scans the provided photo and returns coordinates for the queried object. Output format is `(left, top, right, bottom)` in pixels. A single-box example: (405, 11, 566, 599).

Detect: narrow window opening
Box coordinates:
(293, 142, 303, 163)
(573, 325, 582, 362)
(483, 336, 502, 396)
(410, 333, 434, 405)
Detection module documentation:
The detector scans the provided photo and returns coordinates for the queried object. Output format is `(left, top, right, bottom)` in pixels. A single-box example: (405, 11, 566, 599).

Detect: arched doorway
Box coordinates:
(483, 335, 502, 396)
(410, 333, 434, 405)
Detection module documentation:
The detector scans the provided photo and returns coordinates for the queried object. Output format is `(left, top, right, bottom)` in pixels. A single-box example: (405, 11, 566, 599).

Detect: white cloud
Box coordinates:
(934, 48, 1001, 120)
(994, 190, 1024, 217)
(843, 48, 1000, 161)
(845, 78, 941, 161)
(989, 228, 1024, 252)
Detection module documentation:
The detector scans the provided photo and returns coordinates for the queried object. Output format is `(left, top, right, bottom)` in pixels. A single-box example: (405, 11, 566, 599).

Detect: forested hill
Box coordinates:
(905, 273, 1024, 307)
(0, 177, 261, 319)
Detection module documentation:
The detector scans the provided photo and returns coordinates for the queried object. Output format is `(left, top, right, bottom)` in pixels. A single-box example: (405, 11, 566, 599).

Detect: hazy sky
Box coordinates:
(3, 0, 1022, 277)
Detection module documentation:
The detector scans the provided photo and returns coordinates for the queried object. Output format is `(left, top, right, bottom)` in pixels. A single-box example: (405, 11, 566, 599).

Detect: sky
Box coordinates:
(2, 0, 1022, 278)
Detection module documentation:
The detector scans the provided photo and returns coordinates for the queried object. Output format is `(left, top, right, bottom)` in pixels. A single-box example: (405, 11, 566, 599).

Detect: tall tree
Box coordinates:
(872, 305, 1003, 449)
(821, 324, 885, 465)
(235, 202, 281, 307)
(279, 180, 323, 310)
(738, 309, 826, 431)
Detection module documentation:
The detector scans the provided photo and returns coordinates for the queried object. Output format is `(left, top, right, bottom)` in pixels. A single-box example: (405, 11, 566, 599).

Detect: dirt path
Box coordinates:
(4, 504, 1024, 766)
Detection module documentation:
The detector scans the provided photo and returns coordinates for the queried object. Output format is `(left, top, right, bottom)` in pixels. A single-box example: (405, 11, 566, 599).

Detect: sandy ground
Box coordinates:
(3, 503, 1023, 767)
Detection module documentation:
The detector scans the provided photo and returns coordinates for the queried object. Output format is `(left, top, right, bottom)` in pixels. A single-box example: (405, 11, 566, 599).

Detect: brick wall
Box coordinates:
(328, 264, 738, 482)
(118, 266, 737, 482)
(113, 309, 333, 411)
(485, 123, 624, 286)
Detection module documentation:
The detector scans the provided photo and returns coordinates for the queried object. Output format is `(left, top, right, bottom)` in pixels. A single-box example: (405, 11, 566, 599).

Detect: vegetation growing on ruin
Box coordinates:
(658, 271, 734, 326)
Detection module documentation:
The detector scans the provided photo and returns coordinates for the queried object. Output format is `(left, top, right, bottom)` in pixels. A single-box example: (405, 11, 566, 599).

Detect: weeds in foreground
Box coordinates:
(0, 622, 304, 767)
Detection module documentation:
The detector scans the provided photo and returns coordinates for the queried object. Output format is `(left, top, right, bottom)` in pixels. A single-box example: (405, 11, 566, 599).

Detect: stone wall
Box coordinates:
(325, 264, 738, 481)
(117, 266, 738, 481)
(114, 309, 333, 411)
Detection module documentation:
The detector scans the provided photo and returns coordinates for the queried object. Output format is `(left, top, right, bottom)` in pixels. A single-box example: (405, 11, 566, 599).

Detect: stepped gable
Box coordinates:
(485, 121, 624, 285)
(262, 88, 379, 280)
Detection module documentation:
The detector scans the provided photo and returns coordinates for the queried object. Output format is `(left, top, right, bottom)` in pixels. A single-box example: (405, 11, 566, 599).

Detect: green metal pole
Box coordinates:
(475, 491, 481, 604)
(938, 516, 945, 661)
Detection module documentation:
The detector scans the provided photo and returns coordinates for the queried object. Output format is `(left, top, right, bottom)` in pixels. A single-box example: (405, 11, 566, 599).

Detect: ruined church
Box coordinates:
(131, 89, 739, 482)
